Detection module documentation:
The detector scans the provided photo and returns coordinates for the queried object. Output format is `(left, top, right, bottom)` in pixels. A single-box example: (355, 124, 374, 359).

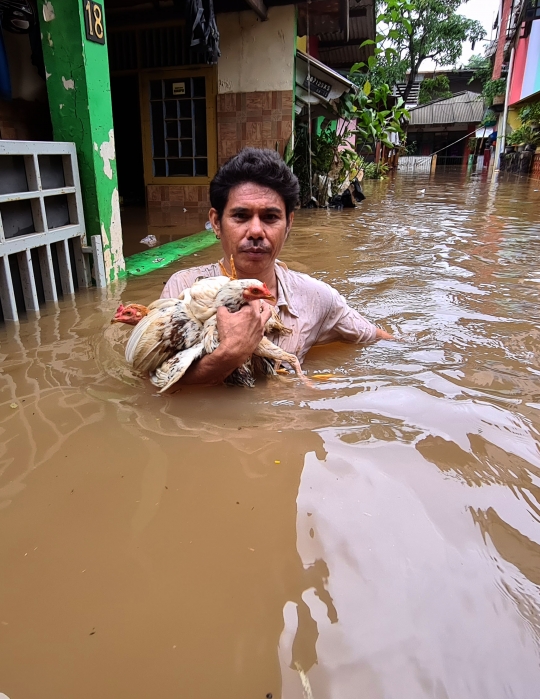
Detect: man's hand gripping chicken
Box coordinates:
(113, 267, 304, 392)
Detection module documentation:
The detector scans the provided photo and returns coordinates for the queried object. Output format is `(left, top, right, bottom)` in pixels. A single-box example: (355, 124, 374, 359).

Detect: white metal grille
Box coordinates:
(397, 156, 434, 173)
(0, 140, 94, 322)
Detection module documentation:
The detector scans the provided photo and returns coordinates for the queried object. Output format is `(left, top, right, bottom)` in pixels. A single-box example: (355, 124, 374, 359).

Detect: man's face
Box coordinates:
(209, 183, 293, 277)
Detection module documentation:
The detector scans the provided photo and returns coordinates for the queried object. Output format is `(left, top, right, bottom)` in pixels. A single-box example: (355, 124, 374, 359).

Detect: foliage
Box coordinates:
(401, 140, 418, 155)
(465, 54, 492, 87)
(342, 82, 409, 153)
(364, 160, 389, 178)
(292, 83, 408, 205)
(507, 124, 540, 147)
(482, 78, 506, 107)
(356, 0, 486, 104)
(519, 100, 540, 125)
(418, 75, 453, 104)
(481, 108, 497, 126)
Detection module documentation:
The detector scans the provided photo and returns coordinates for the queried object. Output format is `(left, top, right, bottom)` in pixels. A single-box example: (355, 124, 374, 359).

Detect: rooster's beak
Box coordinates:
(265, 294, 276, 303)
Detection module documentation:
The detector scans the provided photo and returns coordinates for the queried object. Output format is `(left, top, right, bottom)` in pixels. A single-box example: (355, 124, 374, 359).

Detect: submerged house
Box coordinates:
(405, 91, 486, 168)
(0, 0, 374, 320)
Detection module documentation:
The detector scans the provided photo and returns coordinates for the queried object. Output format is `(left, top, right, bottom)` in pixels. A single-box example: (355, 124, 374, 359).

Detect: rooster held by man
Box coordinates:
(114, 147, 393, 390)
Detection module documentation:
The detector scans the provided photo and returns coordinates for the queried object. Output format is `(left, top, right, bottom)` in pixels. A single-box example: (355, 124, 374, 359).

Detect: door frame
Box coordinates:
(139, 65, 218, 186)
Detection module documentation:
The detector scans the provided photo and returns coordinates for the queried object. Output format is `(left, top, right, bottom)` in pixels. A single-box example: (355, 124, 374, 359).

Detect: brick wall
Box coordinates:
(147, 184, 210, 212)
(146, 89, 294, 210)
(493, 0, 512, 80)
(532, 153, 540, 180)
(217, 90, 293, 166)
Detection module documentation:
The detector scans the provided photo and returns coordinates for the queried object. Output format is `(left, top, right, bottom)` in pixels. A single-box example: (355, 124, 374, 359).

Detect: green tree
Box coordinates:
(465, 53, 492, 86)
(418, 75, 453, 103)
(372, 0, 486, 103)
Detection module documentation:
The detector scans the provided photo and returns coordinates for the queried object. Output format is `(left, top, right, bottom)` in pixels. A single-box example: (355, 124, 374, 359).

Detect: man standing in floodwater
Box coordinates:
(161, 147, 393, 384)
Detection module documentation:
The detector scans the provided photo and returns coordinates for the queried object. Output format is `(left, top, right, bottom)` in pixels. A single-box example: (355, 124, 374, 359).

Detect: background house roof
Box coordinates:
(297, 0, 376, 70)
(407, 91, 485, 126)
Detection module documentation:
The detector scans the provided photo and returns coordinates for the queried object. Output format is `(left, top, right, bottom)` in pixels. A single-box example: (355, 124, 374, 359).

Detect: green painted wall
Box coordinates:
(37, 0, 125, 281)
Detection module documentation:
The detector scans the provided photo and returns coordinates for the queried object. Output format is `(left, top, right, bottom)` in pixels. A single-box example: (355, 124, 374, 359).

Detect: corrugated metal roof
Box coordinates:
(407, 91, 485, 126)
(317, 10, 376, 69)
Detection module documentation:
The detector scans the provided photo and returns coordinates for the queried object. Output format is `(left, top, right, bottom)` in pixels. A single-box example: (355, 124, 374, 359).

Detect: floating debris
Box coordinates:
(140, 234, 158, 248)
(9, 403, 17, 409)
(152, 257, 165, 264)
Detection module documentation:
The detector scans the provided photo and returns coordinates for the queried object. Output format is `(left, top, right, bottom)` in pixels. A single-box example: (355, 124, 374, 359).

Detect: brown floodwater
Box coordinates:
(1, 172, 540, 699)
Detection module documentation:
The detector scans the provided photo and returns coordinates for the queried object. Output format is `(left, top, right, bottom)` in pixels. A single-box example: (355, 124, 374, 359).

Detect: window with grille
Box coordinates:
(149, 76, 208, 178)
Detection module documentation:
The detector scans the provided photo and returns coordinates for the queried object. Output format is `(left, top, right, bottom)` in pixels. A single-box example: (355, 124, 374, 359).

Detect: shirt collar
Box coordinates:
(275, 260, 299, 318)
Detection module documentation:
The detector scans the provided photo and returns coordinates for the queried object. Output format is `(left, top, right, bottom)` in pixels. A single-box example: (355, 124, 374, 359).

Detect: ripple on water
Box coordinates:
(1, 173, 540, 698)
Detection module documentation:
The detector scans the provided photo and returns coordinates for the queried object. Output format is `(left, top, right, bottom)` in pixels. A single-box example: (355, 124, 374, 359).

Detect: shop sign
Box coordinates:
(302, 74, 331, 99)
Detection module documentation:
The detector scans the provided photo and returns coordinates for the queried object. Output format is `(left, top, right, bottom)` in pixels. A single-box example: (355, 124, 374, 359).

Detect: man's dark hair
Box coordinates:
(210, 148, 300, 218)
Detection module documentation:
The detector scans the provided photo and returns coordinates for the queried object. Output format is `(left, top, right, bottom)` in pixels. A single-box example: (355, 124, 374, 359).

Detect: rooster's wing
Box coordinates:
(125, 300, 202, 374)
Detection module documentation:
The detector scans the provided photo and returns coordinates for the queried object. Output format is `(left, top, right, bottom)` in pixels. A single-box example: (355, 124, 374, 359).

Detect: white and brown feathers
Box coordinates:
(125, 275, 231, 374)
(122, 276, 303, 392)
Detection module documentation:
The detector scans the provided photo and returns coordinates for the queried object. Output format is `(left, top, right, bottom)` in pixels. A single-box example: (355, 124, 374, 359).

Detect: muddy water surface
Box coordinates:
(1, 174, 540, 699)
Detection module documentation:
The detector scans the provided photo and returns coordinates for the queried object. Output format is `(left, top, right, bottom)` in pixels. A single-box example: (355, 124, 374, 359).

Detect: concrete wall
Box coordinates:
(217, 6, 296, 94)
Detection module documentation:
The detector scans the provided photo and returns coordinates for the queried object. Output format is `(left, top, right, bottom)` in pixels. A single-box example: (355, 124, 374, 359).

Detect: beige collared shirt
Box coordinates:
(161, 261, 378, 363)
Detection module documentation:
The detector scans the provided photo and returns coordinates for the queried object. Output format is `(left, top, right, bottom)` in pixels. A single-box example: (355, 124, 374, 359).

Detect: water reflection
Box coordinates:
(1, 173, 540, 698)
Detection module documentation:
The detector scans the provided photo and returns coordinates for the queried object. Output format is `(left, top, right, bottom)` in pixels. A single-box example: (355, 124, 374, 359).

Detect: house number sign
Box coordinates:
(84, 0, 105, 45)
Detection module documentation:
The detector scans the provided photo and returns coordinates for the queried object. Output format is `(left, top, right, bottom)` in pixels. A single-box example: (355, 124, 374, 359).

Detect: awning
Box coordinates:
(295, 49, 354, 118)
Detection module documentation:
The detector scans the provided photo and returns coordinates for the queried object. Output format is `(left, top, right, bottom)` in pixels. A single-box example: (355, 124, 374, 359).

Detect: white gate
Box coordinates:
(0, 140, 105, 322)
(397, 155, 435, 173)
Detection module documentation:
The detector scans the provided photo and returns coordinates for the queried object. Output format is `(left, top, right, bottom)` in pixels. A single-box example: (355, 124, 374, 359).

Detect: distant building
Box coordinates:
(489, 0, 540, 174)
(405, 91, 485, 168)
(394, 68, 484, 108)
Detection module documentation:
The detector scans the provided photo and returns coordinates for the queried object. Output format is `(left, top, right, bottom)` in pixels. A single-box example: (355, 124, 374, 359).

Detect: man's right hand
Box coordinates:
(167, 301, 273, 388)
(217, 300, 273, 364)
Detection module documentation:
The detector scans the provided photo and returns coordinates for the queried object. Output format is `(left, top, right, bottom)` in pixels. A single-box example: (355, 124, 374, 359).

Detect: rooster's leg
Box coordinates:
(255, 337, 308, 382)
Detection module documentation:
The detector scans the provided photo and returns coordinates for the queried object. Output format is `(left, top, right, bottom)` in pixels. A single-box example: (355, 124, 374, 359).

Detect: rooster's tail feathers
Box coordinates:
(150, 342, 206, 393)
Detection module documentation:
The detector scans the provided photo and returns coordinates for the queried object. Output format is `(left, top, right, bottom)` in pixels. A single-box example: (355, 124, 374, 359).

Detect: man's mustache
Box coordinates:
(238, 243, 272, 253)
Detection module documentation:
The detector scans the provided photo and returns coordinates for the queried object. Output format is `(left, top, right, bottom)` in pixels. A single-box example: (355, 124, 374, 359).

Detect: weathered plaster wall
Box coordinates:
(217, 6, 296, 94)
(37, 0, 125, 282)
